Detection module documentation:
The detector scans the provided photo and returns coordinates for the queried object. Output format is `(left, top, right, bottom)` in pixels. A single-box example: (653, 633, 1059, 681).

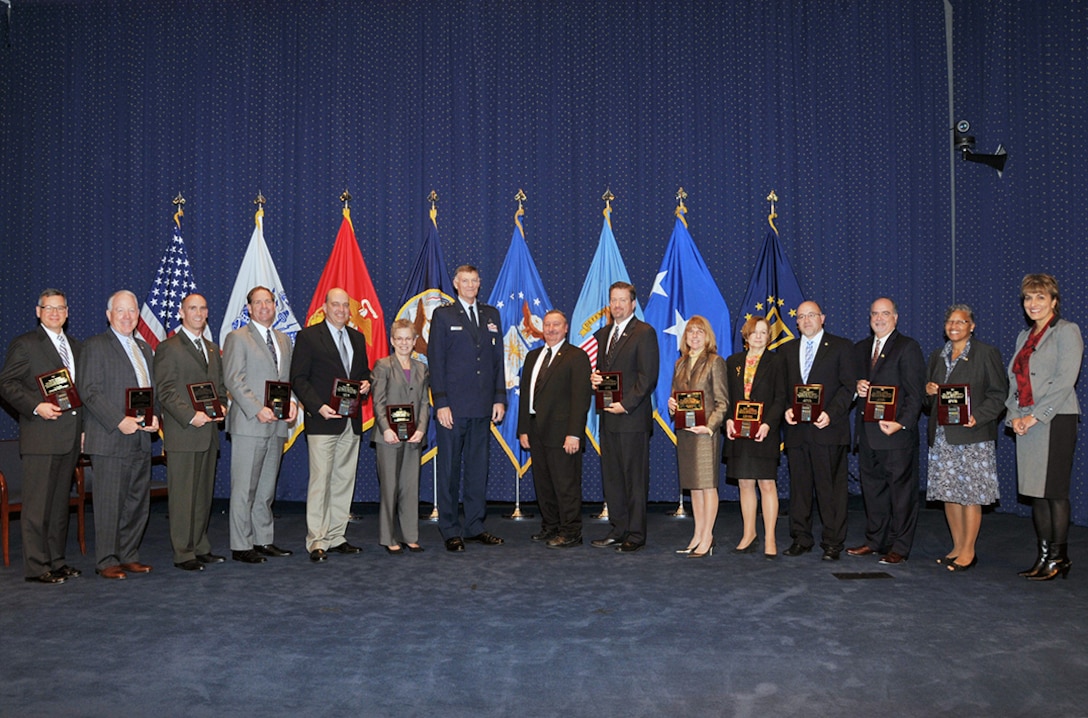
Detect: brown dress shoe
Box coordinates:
(96, 566, 128, 580)
(879, 552, 907, 565)
(846, 544, 877, 556)
(120, 562, 153, 573)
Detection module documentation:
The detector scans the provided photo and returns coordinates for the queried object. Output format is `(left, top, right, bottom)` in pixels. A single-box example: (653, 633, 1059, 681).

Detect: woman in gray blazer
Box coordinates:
(372, 319, 430, 554)
(923, 304, 1007, 572)
(1006, 274, 1083, 581)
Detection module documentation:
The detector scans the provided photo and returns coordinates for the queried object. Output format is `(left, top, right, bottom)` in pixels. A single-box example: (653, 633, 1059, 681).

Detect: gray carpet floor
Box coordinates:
(2, 500, 1086, 717)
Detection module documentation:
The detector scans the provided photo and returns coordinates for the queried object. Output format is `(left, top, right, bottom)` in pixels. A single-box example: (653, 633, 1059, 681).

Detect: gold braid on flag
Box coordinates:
(254, 190, 266, 224)
(514, 188, 526, 235)
(767, 189, 779, 236)
(602, 188, 615, 230)
(675, 186, 688, 228)
(429, 189, 438, 228)
(172, 191, 185, 228)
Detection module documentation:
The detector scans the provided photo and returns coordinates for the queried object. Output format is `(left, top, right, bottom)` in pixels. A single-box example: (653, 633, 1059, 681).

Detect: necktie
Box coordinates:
(533, 348, 553, 405)
(338, 329, 351, 374)
(802, 340, 814, 383)
(606, 326, 620, 359)
(265, 329, 278, 372)
(129, 337, 149, 387)
(871, 338, 881, 369)
(57, 334, 73, 378)
(541, 347, 554, 372)
(194, 337, 207, 368)
(470, 304, 478, 328)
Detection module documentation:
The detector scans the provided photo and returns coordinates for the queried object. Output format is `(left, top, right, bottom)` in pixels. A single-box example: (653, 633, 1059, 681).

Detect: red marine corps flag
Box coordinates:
(305, 190, 388, 430)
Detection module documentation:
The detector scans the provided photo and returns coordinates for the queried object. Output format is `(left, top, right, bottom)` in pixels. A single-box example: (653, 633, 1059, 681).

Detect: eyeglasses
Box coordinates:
(796, 313, 821, 320)
(39, 305, 68, 313)
(945, 319, 971, 326)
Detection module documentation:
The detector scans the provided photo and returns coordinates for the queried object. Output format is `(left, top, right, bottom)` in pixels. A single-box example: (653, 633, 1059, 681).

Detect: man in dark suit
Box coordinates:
(155, 293, 228, 571)
(589, 281, 659, 552)
(0, 289, 84, 584)
(517, 309, 592, 548)
(427, 264, 506, 552)
(848, 297, 926, 564)
(781, 300, 857, 561)
(222, 286, 298, 564)
(290, 287, 371, 562)
(78, 290, 160, 580)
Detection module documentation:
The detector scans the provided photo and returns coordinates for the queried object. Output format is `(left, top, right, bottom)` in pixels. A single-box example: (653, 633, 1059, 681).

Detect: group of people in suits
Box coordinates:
(2, 271, 1080, 583)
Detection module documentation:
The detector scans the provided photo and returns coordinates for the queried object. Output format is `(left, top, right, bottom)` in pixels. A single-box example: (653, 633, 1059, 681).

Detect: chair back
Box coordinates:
(0, 439, 23, 505)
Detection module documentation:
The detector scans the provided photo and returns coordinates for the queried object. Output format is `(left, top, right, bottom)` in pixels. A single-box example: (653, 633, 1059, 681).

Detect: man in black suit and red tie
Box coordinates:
(290, 287, 371, 563)
(518, 309, 592, 548)
(0, 289, 84, 584)
(590, 281, 659, 552)
(848, 297, 926, 565)
(781, 300, 858, 561)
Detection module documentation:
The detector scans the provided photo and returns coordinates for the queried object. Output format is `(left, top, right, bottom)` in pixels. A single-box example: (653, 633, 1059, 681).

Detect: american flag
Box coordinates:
(137, 208, 205, 349)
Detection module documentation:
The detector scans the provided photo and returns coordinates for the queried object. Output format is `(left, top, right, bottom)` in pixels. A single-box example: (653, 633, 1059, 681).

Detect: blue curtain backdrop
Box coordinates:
(1, 1, 1085, 524)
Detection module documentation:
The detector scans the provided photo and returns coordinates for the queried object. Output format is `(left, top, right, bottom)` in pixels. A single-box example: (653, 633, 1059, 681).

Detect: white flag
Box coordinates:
(218, 206, 302, 346)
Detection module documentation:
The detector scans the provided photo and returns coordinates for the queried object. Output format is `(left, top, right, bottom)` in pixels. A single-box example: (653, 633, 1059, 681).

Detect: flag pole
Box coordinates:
(338, 188, 367, 524)
(425, 190, 442, 523)
(666, 187, 690, 519)
(589, 189, 615, 522)
(504, 189, 534, 521)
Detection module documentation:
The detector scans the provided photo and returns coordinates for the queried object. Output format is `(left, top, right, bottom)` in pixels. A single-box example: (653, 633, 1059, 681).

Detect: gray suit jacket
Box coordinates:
(1005, 318, 1083, 423)
(223, 322, 293, 439)
(0, 326, 83, 455)
(371, 355, 430, 438)
(78, 330, 157, 456)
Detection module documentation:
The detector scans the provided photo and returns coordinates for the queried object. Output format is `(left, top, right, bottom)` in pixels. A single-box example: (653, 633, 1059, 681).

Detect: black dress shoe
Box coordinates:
(254, 544, 293, 557)
(464, 532, 504, 545)
(822, 547, 842, 561)
(546, 535, 582, 549)
(309, 549, 328, 562)
(531, 529, 558, 542)
(591, 537, 621, 548)
(615, 541, 645, 553)
(385, 544, 405, 555)
(406, 544, 425, 553)
(783, 543, 813, 557)
(329, 542, 362, 554)
(197, 553, 226, 564)
(53, 564, 82, 578)
(445, 537, 465, 552)
(25, 571, 66, 584)
(232, 549, 267, 564)
(174, 559, 204, 571)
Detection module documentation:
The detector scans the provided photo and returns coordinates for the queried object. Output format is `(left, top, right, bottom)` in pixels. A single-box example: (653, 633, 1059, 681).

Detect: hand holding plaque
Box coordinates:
(386, 404, 416, 441)
(673, 391, 705, 429)
(187, 382, 224, 419)
(331, 378, 363, 418)
(937, 384, 971, 426)
(793, 384, 824, 423)
(863, 385, 898, 423)
(595, 372, 623, 411)
(37, 368, 81, 410)
(265, 381, 292, 420)
(733, 401, 764, 439)
(126, 387, 154, 427)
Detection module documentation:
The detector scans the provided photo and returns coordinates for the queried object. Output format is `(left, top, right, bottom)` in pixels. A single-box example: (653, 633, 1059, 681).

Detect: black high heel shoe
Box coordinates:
(1018, 539, 1049, 578)
(947, 555, 977, 572)
(732, 539, 757, 554)
(935, 555, 958, 566)
(1028, 543, 1072, 581)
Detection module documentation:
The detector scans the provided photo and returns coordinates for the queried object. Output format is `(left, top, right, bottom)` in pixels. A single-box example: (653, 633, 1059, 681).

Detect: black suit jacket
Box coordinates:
(854, 329, 926, 450)
(290, 321, 371, 435)
(0, 326, 82, 455)
(923, 339, 1007, 446)
(782, 332, 857, 448)
(517, 342, 592, 448)
(723, 349, 787, 461)
(593, 318, 659, 433)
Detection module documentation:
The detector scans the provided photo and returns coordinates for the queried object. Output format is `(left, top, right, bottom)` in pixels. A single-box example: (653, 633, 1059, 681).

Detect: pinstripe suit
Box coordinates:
(78, 329, 158, 570)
